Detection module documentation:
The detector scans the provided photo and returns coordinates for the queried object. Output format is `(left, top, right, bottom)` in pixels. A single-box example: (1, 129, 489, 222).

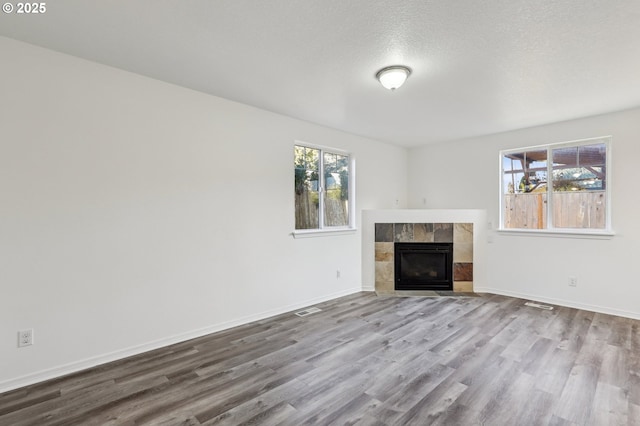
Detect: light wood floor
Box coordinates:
(1, 292, 639, 425)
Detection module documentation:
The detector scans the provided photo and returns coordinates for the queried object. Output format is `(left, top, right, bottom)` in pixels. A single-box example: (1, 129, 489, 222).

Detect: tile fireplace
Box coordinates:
(375, 222, 473, 294)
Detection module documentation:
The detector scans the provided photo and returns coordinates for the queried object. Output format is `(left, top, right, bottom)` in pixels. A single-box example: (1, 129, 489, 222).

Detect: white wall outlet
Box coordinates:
(18, 329, 34, 347)
(336, 270, 341, 279)
(568, 276, 577, 287)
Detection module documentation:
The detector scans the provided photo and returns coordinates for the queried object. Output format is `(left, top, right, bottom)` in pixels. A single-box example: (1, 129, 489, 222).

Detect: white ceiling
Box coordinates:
(2, 0, 640, 147)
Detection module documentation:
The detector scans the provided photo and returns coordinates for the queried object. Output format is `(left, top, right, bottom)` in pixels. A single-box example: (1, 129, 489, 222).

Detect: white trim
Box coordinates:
(475, 286, 640, 321)
(499, 135, 612, 156)
(348, 157, 356, 229)
(0, 287, 363, 394)
(497, 228, 615, 239)
(294, 140, 349, 155)
(292, 228, 357, 238)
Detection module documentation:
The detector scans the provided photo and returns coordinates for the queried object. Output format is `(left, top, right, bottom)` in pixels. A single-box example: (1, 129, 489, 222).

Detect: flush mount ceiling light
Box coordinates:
(375, 65, 412, 90)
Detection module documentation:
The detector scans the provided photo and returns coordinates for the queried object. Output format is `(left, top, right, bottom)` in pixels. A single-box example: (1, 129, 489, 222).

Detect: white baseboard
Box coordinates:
(476, 286, 640, 321)
(0, 287, 362, 394)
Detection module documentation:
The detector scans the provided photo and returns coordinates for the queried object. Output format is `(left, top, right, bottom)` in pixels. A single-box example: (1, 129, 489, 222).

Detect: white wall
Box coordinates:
(0, 37, 409, 391)
(408, 107, 640, 319)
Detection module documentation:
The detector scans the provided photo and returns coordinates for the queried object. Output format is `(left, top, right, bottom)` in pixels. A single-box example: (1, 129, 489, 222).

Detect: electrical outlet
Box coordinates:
(18, 329, 34, 347)
(336, 270, 341, 279)
(568, 276, 577, 287)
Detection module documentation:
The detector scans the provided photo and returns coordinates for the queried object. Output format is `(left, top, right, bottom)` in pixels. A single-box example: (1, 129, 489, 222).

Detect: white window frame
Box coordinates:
(499, 136, 613, 237)
(293, 142, 356, 238)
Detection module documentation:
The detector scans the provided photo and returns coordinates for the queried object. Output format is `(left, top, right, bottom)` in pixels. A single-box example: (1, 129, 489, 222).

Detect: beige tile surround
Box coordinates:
(375, 222, 473, 294)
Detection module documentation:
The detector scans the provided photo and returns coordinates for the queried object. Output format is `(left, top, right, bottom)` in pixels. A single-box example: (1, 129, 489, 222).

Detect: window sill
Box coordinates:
(497, 228, 615, 239)
(292, 228, 357, 238)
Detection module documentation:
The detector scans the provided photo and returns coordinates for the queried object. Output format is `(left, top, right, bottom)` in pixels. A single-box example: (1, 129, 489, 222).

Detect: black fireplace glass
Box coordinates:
(394, 242, 453, 291)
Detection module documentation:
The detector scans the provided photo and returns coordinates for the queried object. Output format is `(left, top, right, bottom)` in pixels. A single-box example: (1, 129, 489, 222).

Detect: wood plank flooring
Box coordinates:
(1, 292, 639, 425)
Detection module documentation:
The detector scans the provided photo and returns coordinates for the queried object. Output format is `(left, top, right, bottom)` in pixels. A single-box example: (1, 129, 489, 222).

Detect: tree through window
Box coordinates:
(294, 144, 352, 230)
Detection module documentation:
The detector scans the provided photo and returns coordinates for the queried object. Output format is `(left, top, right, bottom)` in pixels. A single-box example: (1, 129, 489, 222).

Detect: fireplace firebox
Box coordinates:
(394, 242, 453, 291)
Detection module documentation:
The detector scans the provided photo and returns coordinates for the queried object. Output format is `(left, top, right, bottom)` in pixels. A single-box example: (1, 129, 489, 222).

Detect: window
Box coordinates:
(501, 137, 611, 233)
(294, 144, 353, 232)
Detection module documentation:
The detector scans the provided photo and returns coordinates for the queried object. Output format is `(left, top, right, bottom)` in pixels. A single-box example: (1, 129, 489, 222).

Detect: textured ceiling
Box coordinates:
(1, 0, 640, 147)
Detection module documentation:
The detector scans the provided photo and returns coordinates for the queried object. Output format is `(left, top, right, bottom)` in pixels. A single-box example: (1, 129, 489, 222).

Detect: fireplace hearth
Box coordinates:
(395, 242, 453, 291)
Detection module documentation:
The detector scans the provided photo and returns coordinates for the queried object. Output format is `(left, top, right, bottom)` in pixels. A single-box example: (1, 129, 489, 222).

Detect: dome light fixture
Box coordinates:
(375, 65, 412, 90)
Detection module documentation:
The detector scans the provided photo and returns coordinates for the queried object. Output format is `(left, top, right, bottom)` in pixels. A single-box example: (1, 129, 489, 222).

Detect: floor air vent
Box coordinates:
(525, 302, 554, 310)
(295, 307, 322, 317)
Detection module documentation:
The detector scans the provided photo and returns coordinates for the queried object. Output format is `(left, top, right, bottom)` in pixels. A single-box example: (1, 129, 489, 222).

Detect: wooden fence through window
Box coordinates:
(295, 189, 348, 229)
(503, 190, 605, 229)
